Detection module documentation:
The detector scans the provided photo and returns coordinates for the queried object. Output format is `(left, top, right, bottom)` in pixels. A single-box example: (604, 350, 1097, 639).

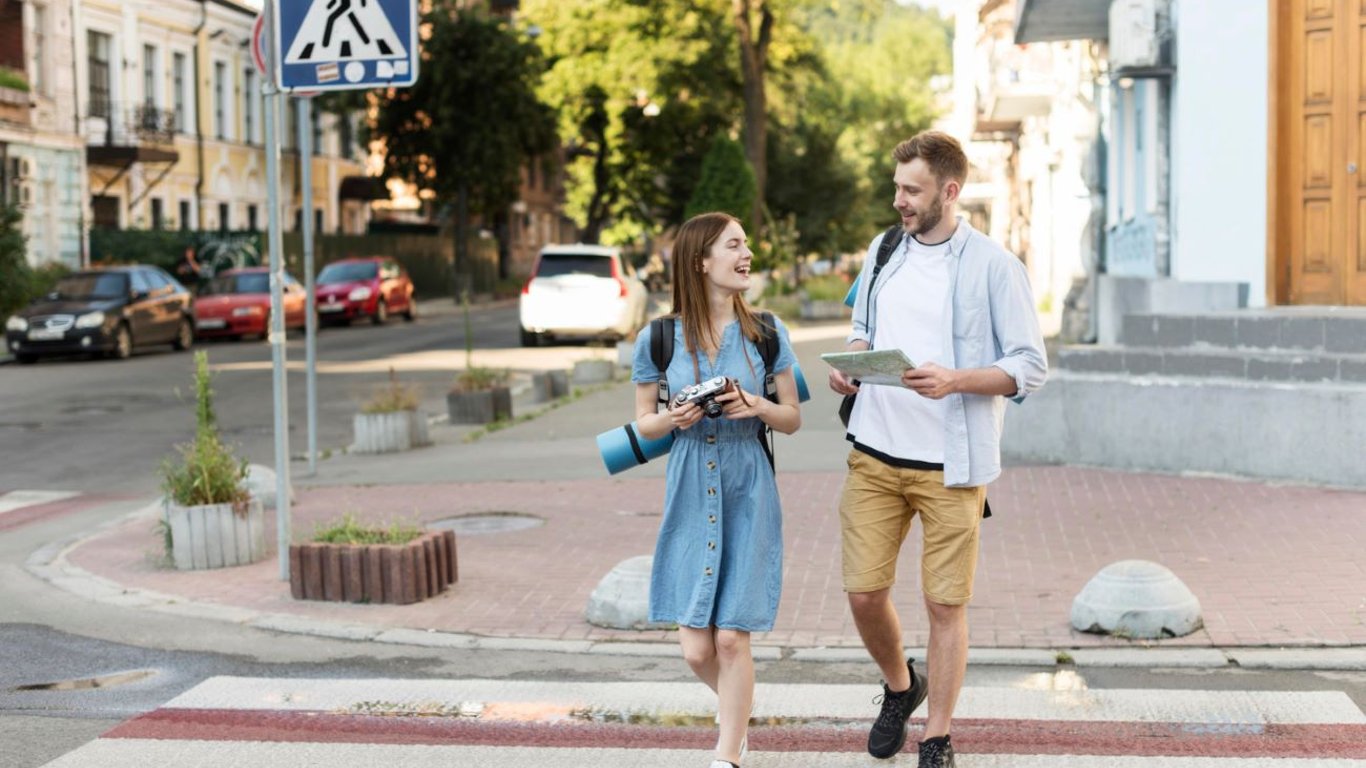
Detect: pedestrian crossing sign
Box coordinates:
(273, 0, 418, 92)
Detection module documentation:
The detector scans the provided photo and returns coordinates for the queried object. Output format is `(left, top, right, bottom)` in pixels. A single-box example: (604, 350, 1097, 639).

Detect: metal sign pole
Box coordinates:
(263, 0, 292, 581)
(299, 98, 317, 476)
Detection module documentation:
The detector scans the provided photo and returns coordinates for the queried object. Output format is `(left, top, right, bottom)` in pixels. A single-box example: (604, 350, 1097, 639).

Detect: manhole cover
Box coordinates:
(13, 669, 157, 691)
(429, 512, 544, 536)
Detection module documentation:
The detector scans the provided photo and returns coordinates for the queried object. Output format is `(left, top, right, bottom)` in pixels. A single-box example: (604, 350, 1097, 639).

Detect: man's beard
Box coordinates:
(905, 195, 944, 237)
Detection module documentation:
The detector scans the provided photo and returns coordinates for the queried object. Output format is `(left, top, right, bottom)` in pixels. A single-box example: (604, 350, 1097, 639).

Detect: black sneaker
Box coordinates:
(918, 734, 955, 767)
(866, 659, 928, 759)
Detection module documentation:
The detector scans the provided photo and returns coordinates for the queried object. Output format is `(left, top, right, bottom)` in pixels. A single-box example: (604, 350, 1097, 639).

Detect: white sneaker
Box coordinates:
(709, 761, 738, 768)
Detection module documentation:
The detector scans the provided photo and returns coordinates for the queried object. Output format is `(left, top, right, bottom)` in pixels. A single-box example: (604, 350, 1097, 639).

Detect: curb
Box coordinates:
(24, 500, 1366, 670)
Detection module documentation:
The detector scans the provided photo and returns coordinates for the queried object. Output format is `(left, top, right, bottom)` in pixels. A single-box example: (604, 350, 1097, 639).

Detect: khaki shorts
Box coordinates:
(839, 449, 986, 604)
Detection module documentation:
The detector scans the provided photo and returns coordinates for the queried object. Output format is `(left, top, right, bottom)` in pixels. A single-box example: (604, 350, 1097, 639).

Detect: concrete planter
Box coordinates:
(572, 358, 614, 385)
(530, 370, 570, 403)
(800, 299, 851, 320)
(165, 498, 267, 571)
(447, 387, 512, 424)
(351, 410, 430, 454)
(289, 530, 458, 604)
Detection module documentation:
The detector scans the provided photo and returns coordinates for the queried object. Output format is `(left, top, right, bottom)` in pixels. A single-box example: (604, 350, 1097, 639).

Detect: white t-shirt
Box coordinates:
(849, 235, 953, 463)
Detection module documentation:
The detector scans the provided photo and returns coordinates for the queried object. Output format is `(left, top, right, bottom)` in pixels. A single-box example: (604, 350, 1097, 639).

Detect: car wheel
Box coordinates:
(403, 300, 417, 322)
(109, 324, 132, 360)
(373, 299, 388, 325)
(520, 328, 540, 347)
(173, 318, 194, 350)
(15, 353, 37, 365)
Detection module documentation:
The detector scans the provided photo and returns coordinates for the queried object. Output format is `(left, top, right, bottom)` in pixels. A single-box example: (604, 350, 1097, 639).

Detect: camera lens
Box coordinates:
(704, 400, 723, 418)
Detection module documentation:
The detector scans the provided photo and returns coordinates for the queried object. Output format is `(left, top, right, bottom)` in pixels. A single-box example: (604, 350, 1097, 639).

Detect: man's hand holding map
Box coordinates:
(820, 349, 916, 387)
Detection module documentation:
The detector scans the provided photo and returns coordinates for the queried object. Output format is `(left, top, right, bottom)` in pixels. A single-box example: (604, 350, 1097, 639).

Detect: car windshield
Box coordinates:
(52, 273, 129, 300)
(535, 253, 614, 279)
(318, 262, 378, 283)
(201, 273, 271, 295)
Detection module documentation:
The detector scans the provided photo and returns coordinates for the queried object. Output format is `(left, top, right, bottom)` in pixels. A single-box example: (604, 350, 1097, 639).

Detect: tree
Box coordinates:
(370, 6, 557, 292)
(685, 134, 757, 232)
(0, 204, 31, 319)
(733, 0, 773, 237)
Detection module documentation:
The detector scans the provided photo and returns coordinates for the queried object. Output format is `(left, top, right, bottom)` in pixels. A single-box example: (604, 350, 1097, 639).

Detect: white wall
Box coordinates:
(1171, 0, 1268, 306)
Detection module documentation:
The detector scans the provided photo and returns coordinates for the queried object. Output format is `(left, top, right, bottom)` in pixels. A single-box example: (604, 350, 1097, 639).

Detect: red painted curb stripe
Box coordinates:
(0, 495, 124, 533)
(104, 710, 1366, 758)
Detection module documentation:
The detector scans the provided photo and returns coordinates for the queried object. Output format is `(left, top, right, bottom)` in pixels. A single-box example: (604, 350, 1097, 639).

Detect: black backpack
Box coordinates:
(838, 224, 905, 427)
(649, 311, 782, 470)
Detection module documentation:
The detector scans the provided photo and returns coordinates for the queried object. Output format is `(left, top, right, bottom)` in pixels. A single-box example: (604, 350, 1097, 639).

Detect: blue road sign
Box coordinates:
(273, 0, 418, 92)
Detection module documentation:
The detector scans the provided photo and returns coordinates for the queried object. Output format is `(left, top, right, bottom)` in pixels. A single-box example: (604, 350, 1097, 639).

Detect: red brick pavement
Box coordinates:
(66, 466, 1366, 648)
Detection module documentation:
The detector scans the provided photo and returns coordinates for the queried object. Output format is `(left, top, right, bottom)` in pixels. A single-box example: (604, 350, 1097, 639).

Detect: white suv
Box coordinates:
(518, 245, 648, 346)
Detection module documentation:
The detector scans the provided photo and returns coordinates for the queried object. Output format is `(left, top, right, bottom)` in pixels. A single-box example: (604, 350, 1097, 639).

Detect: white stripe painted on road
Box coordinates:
(166, 677, 1366, 725)
(39, 740, 1366, 768)
(0, 490, 79, 515)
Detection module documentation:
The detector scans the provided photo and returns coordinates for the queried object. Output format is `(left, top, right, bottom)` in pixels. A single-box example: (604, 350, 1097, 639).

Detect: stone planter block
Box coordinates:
(800, 299, 852, 320)
(351, 410, 430, 454)
(290, 530, 457, 604)
(165, 498, 267, 571)
(1071, 559, 1203, 639)
(573, 358, 614, 385)
(447, 388, 512, 424)
(585, 555, 674, 630)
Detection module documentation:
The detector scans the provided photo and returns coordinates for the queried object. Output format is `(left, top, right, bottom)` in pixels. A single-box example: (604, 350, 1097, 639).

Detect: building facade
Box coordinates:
(3, 0, 87, 268)
(76, 0, 371, 239)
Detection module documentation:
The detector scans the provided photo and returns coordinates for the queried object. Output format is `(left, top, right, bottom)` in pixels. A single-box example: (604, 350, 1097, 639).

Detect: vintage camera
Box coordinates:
(672, 376, 737, 418)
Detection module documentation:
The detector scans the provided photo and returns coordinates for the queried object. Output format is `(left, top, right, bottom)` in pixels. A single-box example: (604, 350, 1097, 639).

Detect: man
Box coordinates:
(829, 130, 1047, 766)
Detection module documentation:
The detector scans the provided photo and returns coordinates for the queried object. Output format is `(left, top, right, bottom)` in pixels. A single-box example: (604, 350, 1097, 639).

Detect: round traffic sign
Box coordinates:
(253, 12, 319, 97)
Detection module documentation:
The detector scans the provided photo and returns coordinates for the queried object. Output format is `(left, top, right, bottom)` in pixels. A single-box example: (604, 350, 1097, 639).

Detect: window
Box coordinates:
(315, 209, 323, 234)
(178, 199, 191, 231)
(213, 62, 227, 140)
(218, 202, 230, 231)
(88, 31, 112, 119)
(243, 68, 256, 144)
(144, 269, 171, 290)
(31, 4, 47, 96)
(312, 104, 323, 155)
(130, 269, 153, 295)
(151, 198, 164, 230)
(247, 204, 258, 231)
(142, 45, 157, 108)
(172, 53, 188, 133)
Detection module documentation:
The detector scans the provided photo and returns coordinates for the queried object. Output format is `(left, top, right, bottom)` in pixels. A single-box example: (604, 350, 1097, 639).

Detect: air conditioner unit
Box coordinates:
(16, 181, 33, 206)
(1109, 0, 1168, 73)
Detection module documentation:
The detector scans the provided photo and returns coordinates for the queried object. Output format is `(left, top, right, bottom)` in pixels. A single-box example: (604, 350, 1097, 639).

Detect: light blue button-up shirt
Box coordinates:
(846, 217, 1047, 488)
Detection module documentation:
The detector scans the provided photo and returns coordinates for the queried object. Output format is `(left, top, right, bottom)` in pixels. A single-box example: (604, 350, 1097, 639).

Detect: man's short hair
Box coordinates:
(893, 131, 968, 188)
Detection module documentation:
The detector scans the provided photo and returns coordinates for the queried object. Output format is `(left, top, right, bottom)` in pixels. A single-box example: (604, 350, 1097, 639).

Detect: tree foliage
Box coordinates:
(370, 5, 557, 276)
(685, 134, 757, 232)
(0, 204, 30, 319)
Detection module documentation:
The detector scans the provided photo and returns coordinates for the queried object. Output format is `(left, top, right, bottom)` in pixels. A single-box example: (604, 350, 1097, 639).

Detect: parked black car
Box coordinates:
(4, 266, 195, 364)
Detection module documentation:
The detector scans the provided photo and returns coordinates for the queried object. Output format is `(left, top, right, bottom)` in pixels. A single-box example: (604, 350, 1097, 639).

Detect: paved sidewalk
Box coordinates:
(34, 323, 1366, 654)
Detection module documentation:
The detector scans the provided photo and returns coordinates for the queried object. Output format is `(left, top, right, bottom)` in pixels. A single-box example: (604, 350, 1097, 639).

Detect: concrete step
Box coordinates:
(1120, 308, 1366, 353)
(1058, 345, 1366, 384)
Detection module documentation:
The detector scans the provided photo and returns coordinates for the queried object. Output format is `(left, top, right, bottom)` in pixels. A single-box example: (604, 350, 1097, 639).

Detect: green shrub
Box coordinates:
(161, 351, 250, 511)
(452, 366, 509, 393)
(800, 274, 851, 302)
(311, 512, 424, 545)
(361, 367, 421, 413)
(0, 67, 29, 92)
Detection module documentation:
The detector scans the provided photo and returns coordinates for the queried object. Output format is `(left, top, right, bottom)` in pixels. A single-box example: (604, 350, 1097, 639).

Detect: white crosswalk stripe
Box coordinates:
(40, 676, 1366, 767)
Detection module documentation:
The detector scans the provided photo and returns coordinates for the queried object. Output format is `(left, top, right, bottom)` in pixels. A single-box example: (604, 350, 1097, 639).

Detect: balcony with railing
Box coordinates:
(85, 101, 180, 166)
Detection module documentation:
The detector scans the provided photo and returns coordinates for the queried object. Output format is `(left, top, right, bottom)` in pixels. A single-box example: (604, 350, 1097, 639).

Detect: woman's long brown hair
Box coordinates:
(669, 212, 772, 366)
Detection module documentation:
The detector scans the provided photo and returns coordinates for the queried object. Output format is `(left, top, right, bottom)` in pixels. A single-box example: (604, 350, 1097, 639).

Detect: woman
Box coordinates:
(630, 212, 802, 768)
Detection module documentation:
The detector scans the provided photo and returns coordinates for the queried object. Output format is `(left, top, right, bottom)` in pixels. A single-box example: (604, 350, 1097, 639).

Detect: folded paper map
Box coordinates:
(820, 349, 916, 387)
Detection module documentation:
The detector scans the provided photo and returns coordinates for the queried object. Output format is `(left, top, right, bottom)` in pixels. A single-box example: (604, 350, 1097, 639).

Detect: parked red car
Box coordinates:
(194, 267, 307, 340)
(315, 257, 416, 325)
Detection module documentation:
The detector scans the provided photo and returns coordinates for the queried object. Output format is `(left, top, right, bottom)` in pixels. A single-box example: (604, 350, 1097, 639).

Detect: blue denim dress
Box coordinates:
(632, 316, 797, 631)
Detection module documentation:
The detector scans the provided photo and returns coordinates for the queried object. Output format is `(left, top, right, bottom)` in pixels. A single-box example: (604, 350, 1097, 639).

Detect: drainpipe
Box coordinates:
(69, 0, 87, 266)
(194, 0, 207, 229)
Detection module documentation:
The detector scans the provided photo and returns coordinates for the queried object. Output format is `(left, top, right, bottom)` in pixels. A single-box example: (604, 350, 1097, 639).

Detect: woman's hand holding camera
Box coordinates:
(667, 399, 705, 430)
(715, 386, 765, 420)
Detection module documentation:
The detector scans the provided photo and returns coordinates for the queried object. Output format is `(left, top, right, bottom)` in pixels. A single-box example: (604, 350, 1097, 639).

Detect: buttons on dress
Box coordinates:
(707, 460, 716, 471)
(705, 567, 713, 576)
(708, 515, 716, 523)
(708, 541, 716, 550)
(707, 487, 716, 496)
(705, 434, 717, 444)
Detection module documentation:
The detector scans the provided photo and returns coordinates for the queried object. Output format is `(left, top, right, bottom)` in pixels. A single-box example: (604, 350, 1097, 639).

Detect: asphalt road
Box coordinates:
(0, 301, 538, 496)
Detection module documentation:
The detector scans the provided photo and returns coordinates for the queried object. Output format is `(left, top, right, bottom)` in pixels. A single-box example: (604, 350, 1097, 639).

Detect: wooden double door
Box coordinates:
(1277, 0, 1366, 305)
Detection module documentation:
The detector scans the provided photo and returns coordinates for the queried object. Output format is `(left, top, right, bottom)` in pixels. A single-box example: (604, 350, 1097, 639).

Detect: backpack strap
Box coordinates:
(649, 316, 674, 410)
(753, 311, 781, 472)
(865, 224, 903, 336)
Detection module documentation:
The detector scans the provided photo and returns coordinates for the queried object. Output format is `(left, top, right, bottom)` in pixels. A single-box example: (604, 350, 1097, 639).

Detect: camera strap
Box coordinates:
(649, 312, 782, 472)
